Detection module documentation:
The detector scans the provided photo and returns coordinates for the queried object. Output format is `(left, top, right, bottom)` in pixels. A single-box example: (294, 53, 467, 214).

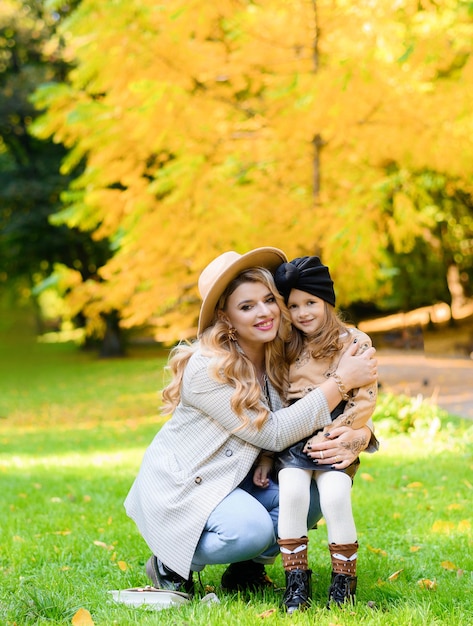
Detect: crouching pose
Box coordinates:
(125, 249, 378, 598)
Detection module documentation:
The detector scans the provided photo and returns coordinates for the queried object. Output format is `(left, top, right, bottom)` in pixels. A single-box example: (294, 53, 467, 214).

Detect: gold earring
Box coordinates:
(228, 327, 237, 341)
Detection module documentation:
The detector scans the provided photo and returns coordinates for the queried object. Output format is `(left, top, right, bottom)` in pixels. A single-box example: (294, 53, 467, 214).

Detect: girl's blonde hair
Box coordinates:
(285, 301, 347, 364)
(161, 268, 291, 430)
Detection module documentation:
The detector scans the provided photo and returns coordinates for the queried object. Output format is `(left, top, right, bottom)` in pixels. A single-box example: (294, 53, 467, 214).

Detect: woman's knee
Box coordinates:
(206, 488, 275, 555)
(245, 511, 275, 548)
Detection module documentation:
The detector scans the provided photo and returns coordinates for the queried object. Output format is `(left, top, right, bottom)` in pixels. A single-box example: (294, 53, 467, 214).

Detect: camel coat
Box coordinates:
(124, 350, 332, 578)
(287, 327, 377, 430)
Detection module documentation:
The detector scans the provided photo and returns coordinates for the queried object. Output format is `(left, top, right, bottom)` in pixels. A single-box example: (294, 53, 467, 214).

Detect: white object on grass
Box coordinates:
(109, 586, 190, 610)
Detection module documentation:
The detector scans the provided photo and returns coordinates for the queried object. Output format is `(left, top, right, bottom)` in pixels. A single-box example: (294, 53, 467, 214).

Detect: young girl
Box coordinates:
(267, 256, 377, 612)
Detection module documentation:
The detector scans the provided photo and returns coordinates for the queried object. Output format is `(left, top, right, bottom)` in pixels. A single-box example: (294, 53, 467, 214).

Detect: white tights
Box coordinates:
(278, 467, 357, 544)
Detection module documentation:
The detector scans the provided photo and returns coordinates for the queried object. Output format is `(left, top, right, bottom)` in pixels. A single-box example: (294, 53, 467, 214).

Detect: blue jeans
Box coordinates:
(191, 474, 322, 570)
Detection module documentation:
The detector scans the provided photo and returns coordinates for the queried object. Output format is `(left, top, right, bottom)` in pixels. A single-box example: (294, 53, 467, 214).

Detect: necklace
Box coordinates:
(258, 373, 271, 408)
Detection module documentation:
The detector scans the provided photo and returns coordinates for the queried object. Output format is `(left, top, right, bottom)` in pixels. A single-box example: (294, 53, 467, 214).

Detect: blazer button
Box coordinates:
(225, 449, 233, 457)
(194, 476, 202, 484)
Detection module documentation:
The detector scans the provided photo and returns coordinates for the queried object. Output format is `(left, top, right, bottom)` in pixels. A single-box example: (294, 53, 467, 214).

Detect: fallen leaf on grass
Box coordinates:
(258, 609, 277, 618)
(360, 473, 374, 481)
(418, 579, 437, 590)
(93, 540, 113, 550)
(367, 545, 387, 556)
(71, 608, 94, 625)
(409, 545, 421, 552)
(406, 482, 423, 489)
(117, 560, 127, 571)
(388, 569, 403, 581)
(441, 560, 456, 571)
(431, 520, 455, 534)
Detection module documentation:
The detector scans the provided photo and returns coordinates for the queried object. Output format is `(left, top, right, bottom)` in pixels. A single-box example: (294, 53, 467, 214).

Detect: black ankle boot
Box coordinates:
(146, 555, 194, 595)
(282, 568, 312, 613)
(327, 572, 357, 607)
(221, 560, 274, 591)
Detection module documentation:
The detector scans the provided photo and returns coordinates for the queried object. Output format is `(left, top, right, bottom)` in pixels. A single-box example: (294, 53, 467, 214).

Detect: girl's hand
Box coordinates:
(253, 464, 271, 488)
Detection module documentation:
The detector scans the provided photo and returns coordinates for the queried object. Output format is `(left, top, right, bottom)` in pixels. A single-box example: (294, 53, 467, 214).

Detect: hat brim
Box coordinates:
(198, 247, 287, 336)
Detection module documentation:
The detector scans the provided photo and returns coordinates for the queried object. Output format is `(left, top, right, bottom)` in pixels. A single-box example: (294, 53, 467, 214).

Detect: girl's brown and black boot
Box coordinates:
(326, 541, 358, 607)
(278, 537, 312, 613)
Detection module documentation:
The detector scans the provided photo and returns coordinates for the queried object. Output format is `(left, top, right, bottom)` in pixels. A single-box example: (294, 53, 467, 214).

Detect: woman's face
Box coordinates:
(287, 288, 326, 335)
(223, 281, 281, 351)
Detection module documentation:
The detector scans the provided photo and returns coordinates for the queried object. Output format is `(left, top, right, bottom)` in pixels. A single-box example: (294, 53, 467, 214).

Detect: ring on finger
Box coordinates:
(320, 451, 324, 460)
(335, 455, 340, 462)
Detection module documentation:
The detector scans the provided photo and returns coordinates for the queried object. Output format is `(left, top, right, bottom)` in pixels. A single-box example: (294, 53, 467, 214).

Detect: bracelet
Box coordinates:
(331, 373, 351, 401)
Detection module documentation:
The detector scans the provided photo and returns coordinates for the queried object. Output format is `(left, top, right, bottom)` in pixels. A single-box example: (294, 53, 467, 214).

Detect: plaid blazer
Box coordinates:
(124, 350, 332, 578)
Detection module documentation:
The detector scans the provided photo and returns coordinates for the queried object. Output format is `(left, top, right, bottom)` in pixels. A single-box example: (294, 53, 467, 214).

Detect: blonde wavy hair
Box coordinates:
(285, 301, 347, 365)
(161, 268, 291, 430)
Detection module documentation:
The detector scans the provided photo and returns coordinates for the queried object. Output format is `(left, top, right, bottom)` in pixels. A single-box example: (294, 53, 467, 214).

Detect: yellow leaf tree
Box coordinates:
(32, 0, 473, 340)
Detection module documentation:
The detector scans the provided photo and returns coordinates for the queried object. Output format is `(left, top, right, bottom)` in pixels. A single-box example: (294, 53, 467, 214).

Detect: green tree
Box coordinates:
(374, 167, 473, 313)
(0, 0, 116, 344)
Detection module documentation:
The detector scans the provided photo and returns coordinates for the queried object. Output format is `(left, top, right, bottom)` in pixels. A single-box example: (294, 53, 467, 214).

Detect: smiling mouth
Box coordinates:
(255, 320, 273, 329)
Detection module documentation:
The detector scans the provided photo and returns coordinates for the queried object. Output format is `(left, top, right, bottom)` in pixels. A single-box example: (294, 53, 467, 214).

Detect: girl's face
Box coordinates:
(287, 289, 326, 335)
(223, 281, 281, 352)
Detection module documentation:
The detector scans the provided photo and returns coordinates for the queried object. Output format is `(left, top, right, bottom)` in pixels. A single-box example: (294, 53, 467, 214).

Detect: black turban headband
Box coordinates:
(274, 256, 336, 306)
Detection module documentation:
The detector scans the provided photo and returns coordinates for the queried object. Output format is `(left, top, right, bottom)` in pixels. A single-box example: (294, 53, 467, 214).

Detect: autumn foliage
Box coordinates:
(29, 0, 473, 341)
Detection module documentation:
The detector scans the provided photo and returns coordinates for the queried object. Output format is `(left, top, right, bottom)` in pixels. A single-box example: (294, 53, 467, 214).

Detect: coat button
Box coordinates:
(225, 449, 233, 457)
(194, 476, 202, 484)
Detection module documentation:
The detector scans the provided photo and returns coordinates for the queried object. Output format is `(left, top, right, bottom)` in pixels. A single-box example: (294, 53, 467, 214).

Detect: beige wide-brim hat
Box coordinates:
(197, 247, 287, 336)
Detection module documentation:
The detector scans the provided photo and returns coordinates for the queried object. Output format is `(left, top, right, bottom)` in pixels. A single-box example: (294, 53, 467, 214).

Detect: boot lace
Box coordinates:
(328, 573, 354, 604)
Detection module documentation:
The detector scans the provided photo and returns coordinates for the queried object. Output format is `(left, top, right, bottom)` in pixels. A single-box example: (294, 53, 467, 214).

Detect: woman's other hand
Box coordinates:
(336, 342, 377, 392)
(304, 425, 371, 469)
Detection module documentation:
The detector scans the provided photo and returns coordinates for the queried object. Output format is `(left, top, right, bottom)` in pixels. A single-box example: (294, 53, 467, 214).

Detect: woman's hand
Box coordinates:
(336, 342, 377, 392)
(304, 425, 371, 469)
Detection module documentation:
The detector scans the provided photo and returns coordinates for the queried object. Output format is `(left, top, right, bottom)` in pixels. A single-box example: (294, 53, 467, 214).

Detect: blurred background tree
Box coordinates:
(0, 0, 113, 336)
(1, 0, 472, 346)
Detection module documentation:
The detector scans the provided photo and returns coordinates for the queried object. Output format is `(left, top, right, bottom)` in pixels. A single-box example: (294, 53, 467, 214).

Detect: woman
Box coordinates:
(124, 248, 377, 596)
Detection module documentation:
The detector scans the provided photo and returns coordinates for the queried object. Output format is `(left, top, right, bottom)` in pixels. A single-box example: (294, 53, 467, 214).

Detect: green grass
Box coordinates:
(1, 326, 472, 625)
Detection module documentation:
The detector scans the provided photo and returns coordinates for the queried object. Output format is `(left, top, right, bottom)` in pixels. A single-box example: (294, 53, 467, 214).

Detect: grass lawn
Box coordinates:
(1, 322, 472, 625)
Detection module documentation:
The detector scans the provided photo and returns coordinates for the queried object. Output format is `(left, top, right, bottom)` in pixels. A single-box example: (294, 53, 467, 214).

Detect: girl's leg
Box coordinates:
(278, 467, 313, 538)
(315, 471, 356, 543)
(219, 473, 323, 592)
(315, 471, 358, 606)
(239, 472, 323, 560)
(277, 468, 314, 613)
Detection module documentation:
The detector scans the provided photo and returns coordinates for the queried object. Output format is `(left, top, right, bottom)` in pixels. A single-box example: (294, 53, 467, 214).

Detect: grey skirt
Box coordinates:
(274, 399, 359, 481)
(274, 438, 359, 481)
